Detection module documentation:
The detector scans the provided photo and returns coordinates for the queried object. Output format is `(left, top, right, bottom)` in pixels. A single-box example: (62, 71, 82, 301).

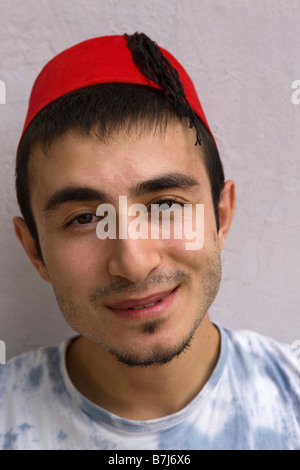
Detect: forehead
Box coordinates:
(29, 121, 209, 201)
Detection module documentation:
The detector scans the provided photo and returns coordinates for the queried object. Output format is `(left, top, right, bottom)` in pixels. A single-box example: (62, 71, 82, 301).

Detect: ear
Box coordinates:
(217, 180, 235, 250)
(13, 216, 51, 283)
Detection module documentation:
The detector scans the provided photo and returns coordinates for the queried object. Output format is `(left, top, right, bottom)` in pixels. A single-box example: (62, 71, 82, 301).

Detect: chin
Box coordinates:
(107, 319, 198, 368)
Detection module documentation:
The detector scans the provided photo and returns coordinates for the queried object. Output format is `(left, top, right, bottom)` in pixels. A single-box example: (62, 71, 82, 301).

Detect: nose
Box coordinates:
(107, 238, 161, 284)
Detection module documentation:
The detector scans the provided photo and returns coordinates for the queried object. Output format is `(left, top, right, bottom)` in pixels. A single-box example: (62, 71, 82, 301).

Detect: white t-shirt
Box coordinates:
(0, 325, 299, 450)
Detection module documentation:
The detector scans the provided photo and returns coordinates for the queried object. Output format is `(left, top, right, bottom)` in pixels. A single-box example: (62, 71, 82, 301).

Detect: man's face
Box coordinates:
(28, 122, 223, 366)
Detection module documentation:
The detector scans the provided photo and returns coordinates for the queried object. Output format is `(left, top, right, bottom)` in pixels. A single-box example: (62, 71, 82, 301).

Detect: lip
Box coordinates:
(106, 287, 178, 320)
(106, 288, 175, 309)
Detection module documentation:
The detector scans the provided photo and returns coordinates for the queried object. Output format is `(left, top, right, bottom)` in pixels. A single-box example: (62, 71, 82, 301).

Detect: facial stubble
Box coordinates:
(114, 249, 222, 368)
(51, 248, 222, 369)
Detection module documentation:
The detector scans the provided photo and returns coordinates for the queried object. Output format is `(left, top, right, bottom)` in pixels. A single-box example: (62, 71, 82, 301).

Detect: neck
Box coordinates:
(66, 315, 220, 420)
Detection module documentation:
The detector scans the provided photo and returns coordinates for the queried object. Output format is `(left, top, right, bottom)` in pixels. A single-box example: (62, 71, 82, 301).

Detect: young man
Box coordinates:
(0, 33, 299, 450)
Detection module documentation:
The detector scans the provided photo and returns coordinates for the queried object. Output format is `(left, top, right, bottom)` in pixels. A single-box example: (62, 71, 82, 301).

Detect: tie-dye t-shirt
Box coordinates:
(0, 325, 299, 450)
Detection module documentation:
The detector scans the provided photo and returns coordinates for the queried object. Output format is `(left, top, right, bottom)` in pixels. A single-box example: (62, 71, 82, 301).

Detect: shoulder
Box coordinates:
(0, 343, 63, 390)
(0, 342, 67, 422)
(222, 326, 300, 403)
(0, 340, 78, 450)
(207, 326, 300, 449)
(224, 326, 299, 368)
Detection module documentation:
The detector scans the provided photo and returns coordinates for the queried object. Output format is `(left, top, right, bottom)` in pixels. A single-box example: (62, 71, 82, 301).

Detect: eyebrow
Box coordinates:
(42, 172, 200, 215)
(132, 172, 200, 198)
(42, 186, 109, 215)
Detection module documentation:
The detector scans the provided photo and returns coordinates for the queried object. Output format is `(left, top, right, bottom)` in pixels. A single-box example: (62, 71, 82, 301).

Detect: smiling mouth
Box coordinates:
(105, 287, 179, 320)
(129, 300, 162, 310)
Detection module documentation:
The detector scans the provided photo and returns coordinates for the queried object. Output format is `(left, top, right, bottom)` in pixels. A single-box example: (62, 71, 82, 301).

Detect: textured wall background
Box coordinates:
(1, 0, 299, 360)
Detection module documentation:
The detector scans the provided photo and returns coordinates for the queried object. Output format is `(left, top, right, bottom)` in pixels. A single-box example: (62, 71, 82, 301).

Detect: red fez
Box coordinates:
(19, 34, 214, 148)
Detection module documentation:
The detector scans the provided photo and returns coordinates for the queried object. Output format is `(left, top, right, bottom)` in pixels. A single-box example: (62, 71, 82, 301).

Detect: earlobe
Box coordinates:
(13, 216, 51, 283)
(217, 180, 235, 250)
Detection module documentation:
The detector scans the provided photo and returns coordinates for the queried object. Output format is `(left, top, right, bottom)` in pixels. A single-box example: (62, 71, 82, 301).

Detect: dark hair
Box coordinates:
(15, 84, 225, 260)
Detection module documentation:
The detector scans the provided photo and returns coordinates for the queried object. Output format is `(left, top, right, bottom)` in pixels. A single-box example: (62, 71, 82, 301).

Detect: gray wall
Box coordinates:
(1, 0, 300, 360)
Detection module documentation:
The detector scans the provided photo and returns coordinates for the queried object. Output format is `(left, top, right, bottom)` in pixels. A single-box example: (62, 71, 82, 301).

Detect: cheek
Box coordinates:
(161, 208, 217, 265)
(42, 233, 104, 284)
(161, 236, 208, 273)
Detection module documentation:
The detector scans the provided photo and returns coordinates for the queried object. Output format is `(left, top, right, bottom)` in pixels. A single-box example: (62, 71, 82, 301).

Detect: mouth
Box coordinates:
(105, 287, 179, 320)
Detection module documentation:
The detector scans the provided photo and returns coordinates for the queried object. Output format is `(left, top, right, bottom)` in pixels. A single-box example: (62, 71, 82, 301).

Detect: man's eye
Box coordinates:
(152, 199, 183, 211)
(68, 213, 99, 226)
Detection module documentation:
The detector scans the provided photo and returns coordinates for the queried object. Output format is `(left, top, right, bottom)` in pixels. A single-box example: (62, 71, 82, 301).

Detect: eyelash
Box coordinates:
(65, 212, 100, 228)
(151, 197, 184, 210)
(65, 198, 184, 228)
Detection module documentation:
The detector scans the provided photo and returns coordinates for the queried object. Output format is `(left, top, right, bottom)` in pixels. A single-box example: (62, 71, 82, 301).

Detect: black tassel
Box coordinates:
(125, 32, 201, 145)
